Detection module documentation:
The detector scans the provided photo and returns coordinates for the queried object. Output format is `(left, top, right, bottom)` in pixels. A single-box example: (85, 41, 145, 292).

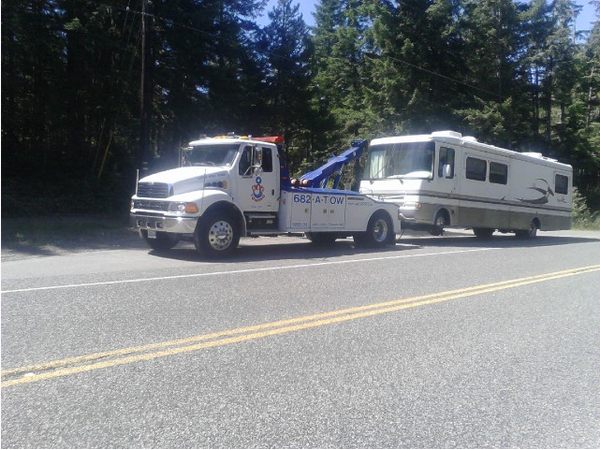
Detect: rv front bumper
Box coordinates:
(399, 212, 417, 222)
(130, 213, 198, 235)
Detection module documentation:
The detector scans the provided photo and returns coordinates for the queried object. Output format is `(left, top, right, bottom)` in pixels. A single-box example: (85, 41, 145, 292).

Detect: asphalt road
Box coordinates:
(2, 230, 600, 448)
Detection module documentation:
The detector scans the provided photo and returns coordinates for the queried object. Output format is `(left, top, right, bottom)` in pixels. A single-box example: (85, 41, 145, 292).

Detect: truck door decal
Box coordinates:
(251, 176, 265, 201)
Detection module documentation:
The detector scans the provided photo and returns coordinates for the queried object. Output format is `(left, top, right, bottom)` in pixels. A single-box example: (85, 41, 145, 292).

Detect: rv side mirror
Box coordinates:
(443, 164, 452, 178)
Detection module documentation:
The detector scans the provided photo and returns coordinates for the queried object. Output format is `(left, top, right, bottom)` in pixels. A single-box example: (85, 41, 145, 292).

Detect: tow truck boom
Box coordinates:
(298, 140, 367, 189)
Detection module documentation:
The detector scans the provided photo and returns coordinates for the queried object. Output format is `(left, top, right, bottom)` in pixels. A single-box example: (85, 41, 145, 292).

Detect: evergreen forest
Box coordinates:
(2, 0, 600, 217)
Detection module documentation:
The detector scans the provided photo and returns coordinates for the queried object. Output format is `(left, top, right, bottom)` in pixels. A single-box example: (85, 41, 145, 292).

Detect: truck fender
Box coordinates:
(198, 196, 247, 237)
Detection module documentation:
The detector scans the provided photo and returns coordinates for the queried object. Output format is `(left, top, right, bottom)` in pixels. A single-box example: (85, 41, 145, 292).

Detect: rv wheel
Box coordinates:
(515, 220, 539, 239)
(473, 228, 494, 239)
(431, 211, 448, 236)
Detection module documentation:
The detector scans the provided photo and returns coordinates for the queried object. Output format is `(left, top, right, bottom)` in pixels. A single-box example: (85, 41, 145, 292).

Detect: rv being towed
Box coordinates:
(360, 131, 572, 238)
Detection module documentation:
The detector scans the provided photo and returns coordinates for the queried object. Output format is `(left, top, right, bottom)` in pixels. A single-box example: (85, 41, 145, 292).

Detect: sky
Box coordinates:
(258, 0, 597, 33)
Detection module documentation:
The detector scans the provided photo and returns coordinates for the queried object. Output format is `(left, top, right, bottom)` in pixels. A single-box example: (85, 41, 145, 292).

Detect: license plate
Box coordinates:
(147, 229, 157, 239)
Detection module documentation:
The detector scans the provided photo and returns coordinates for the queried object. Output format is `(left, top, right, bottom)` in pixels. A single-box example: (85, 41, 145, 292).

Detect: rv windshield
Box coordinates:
(183, 144, 239, 167)
(365, 141, 434, 180)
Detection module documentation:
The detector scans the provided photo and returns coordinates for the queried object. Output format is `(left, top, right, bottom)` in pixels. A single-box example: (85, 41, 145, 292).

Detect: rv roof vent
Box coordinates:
(522, 152, 544, 158)
(431, 130, 462, 139)
(463, 136, 477, 142)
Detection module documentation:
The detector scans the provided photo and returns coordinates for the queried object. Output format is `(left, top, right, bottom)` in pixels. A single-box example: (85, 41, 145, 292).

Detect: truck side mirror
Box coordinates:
(252, 147, 263, 173)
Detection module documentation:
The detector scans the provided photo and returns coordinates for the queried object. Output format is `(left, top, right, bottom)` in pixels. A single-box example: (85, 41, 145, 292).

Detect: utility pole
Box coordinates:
(139, 0, 150, 173)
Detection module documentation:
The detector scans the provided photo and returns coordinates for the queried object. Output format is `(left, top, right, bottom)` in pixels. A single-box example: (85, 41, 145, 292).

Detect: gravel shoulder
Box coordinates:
(3, 215, 598, 263)
(1, 215, 144, 262)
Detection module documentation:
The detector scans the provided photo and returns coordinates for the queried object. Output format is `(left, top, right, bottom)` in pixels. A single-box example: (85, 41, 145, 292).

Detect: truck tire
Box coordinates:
(356, 212, 393, 248)
(194, 211, 240, 257)
(473, 227, 494, 239)
(142, 230, 179, 251)
(306, 232, 337, 246)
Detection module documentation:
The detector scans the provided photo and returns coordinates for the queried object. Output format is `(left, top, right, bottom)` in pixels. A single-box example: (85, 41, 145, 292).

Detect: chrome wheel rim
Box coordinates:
(208, 220, 233, 251)
(372, 219, 389, 243)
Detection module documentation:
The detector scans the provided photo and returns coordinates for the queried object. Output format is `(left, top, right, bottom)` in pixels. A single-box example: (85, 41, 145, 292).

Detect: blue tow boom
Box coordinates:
(297, 140, 367, 189)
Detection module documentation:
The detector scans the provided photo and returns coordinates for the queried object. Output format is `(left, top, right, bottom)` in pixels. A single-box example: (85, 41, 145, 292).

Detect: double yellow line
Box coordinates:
(3, 264, 599, 388)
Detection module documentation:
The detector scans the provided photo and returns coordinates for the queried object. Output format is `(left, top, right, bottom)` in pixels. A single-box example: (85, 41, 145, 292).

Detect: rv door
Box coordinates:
(437, 146, 457, 193)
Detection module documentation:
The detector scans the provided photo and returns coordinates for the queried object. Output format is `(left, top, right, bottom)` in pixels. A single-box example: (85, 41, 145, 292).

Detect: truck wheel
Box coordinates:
(194, 211, 240, 257)
(142, 230, 179, 251)
(360, 212, 393, 248)
(473, 228, 494, 239)
(306, 232, 337, 246)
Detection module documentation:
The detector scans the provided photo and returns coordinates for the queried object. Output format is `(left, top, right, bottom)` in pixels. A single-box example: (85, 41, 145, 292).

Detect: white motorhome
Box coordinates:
(360, 131, 572, 238)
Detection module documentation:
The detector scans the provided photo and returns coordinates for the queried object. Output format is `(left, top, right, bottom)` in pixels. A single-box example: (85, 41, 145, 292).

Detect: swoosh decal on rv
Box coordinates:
(518, 178, 554, 205)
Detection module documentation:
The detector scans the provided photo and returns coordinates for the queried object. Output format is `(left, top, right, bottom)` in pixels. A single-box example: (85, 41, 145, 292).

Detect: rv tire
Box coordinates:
(515, 220, 539, 239)
(431, 211, 448, 236)
(473, 228, 494, 239)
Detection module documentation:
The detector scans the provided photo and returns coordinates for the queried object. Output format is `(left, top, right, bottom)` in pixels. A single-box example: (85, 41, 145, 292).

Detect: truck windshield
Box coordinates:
(183, 144, 239, 166)
(364, 141, 434, 180)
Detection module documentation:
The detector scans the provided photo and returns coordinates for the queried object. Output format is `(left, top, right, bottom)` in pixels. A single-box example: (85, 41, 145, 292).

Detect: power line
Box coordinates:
(365, 52, 502, 100)
(91, 0, 502, 102)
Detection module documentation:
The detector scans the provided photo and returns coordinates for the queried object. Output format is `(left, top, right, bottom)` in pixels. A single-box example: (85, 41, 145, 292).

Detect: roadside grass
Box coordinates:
(572, 188, 600, 230)
(1, 215, 140, 255)
(573, 215, 600, 230)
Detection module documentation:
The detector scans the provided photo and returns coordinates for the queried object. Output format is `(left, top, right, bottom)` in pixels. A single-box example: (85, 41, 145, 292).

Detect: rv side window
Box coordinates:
(438, 147, 455, 178)
(489, 162, 508, 184)
(555, 174, 569, 194)
(466, 157, 486, 181)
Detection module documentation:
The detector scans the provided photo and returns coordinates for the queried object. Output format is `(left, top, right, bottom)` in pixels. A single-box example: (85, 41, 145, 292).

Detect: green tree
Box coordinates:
(365, 0, 468, 134)
(260, 0, 313, 168)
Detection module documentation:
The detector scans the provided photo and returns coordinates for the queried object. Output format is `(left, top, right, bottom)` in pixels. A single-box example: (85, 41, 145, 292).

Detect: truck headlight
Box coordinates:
(168, 202, 199, 214)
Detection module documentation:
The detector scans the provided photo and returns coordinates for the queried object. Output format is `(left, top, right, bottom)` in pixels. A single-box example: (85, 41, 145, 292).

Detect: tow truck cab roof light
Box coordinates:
(199, 134, 285, 145)
(253, 136, 285, 145)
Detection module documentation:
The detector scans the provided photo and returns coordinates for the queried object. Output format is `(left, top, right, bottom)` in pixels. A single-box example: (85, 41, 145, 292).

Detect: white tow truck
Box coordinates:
(130, 135, 400, 257)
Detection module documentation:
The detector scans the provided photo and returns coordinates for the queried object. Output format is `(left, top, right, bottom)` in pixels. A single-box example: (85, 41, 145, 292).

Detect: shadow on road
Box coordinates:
(3, 213, 598, 263)
(147, 232, 600, 264)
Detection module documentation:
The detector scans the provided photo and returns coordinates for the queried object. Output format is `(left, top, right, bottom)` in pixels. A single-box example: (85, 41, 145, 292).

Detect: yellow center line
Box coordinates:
(2, 264, 599, 388)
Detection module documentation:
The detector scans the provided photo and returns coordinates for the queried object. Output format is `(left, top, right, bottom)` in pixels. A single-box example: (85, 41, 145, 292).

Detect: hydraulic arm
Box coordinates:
(297, 140, 367, 189)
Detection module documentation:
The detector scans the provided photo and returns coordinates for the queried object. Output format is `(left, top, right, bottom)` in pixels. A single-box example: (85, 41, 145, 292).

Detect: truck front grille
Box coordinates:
(137, 182, 170, 198)
(133, 199, 169, 211)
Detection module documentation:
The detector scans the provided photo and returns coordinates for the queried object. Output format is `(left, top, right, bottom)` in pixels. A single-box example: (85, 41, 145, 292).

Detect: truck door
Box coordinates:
(236, 145, 279, 212)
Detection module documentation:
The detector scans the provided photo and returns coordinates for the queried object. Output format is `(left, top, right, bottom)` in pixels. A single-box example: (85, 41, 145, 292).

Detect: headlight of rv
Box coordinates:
(168, 202, 199, 214)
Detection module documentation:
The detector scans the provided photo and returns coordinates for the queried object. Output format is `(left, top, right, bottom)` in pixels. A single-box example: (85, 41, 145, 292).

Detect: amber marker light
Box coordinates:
(185, 202, 199, 214)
